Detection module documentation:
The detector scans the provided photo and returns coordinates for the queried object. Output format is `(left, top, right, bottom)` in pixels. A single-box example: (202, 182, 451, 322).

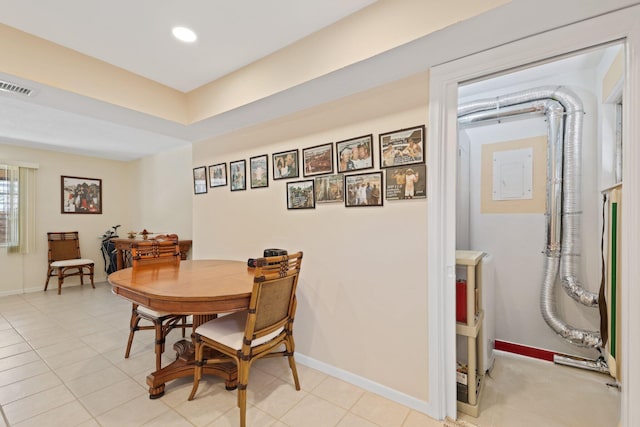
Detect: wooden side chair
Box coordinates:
(188, 251, 304, 427)
(124, 239, 190, 371)
(45, 231, 95, 295)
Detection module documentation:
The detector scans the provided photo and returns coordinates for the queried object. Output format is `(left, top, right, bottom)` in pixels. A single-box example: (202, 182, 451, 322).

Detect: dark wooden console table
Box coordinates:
(111, 238, 193, 270)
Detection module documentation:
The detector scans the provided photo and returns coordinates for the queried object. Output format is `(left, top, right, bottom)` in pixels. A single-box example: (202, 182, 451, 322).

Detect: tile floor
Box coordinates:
(0, 282, 621, 427)
(458, 351, 621, 427)
(0, 282, 438, 427)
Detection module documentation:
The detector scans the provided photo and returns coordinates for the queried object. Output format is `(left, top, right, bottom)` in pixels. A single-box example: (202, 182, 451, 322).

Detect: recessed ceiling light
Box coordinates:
(172, 26, 197, 43)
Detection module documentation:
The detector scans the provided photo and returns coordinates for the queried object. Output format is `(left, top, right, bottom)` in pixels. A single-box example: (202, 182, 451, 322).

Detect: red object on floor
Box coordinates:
(456, 280, 467, 323)
(495, 340, 555, 362)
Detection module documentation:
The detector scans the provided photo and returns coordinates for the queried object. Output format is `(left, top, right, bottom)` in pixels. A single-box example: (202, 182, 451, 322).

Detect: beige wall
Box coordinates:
(129, 145, 193, 240)
(602, 48, 624, 102)
(192, 76, 430, 401)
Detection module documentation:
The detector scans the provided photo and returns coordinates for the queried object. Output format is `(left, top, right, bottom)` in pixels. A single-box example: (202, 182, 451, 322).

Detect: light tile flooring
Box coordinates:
(0, 282, 438, 427)
(0, 282, 622, 427)
(458, 351, 621, 427)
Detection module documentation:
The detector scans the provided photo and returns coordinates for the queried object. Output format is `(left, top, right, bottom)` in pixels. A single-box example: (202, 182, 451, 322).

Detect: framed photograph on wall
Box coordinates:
(344, 171, 383, 207)
(385, 164, 427, 200)
(302, 143, 334, 177)
(336, 134, 374, 173)
(315, 174, 344, 203)
(61, 175, 102, 213)
(250, 155, 269, 188)
(379, 125, 426, 168)
(193, 167, 208, 195)
(286, 180, 315, 209)
(208, 163, 227, 187)
(230, 160, 246, 191)
(272, 149, 299, 180)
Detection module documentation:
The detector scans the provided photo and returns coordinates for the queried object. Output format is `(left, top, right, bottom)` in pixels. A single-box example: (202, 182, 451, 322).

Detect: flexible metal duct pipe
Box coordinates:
(458, 86, 602, 348)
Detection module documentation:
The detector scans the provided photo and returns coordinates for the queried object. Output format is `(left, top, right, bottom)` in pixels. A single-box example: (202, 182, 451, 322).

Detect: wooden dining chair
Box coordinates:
(124, 240, 190, 371)
(153, 233, 179, 242)
(188, 251, 303, 427)
(45, 231, 95, 295)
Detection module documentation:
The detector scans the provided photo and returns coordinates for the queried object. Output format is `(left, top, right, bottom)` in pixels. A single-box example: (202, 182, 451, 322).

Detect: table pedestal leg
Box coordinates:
(145, 315, 237, 398)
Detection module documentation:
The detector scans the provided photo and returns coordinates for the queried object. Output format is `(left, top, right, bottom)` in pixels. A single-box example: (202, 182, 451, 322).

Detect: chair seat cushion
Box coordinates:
(195, 310, 283, 351)
(50, 259, 94, 267)
(137, 305, 175, 318)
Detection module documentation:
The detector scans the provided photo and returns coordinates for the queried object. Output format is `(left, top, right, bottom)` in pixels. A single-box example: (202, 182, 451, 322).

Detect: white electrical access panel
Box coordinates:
(492, 147, 533, 201)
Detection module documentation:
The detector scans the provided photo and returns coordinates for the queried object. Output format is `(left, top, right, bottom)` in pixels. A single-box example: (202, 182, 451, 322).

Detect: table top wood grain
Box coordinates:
(108, 259, 254, 315)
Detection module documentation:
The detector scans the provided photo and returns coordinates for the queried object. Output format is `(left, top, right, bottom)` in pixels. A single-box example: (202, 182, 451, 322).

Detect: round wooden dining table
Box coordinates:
(108, 259, 255, 398)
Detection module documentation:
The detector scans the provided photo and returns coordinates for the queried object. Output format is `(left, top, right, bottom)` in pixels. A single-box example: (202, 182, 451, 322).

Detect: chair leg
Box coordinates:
(89, 265, 95, 289)
(57, 272, 64, 295)
(44, 268, 52, 291)
(188, 337, 204, 401)
(237, 360, 249, 427)
(284, 335, 301, 390)
(125, 306, 142, 359)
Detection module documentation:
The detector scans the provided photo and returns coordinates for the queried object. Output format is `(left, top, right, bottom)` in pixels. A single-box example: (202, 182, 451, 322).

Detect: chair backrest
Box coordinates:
(48, 232, 82, 263)
(130, 240, 181, 267)
(243, 251, 303, 349)
(153, 234, 179, 243)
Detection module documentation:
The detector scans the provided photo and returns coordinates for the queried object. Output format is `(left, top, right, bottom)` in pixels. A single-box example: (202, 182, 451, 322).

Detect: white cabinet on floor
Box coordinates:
(456, 250, 485, 417)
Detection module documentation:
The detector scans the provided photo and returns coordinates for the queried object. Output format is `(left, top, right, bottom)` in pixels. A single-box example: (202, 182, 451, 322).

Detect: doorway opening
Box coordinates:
(454, 43, 623, 425)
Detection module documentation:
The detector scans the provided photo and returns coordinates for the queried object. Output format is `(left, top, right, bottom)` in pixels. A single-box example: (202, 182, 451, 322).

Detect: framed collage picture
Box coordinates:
(208, 163, 227, 187)
(302, 143, 333, 177)
(379, 125, 425, 168)
(273, 149, 299, 180)
(336, 134, 374, 173)
(192, 167, 207, 195)
(344, 171, 383, 207)
(287, 180, 315, 209)
(250, 155, 269, 188)
(385, 164, 426, 200)
(315, 174, 344, 203)
(61, 175, 102, 213)
(230, 160, 246, 191)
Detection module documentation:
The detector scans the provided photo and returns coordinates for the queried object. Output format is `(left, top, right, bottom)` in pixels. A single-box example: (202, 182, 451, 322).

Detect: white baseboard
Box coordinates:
(0, 286, 41, 297)
(295, 353, 438, 418)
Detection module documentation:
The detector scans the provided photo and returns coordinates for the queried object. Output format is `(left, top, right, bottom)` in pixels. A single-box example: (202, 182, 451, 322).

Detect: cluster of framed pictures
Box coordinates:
(193, 124, 427, 209)
(285, 171, 386, 209)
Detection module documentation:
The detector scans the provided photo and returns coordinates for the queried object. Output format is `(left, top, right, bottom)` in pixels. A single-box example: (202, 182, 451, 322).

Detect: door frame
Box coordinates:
(427, 6, 640, 425)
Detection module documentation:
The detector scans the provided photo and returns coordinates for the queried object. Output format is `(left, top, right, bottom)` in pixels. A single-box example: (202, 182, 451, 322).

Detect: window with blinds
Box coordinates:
(0, 166, 19, 246)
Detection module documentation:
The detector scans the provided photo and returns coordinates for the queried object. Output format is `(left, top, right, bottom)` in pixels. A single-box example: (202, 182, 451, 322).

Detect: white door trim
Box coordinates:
(427, 6, 640, 425)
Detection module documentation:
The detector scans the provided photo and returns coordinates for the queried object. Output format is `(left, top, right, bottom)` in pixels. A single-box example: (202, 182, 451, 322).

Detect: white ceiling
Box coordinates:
(0, 0, 377, 161)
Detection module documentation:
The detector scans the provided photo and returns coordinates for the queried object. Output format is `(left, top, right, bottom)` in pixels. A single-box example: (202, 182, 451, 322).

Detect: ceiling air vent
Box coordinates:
(0, 80, 34, 96)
